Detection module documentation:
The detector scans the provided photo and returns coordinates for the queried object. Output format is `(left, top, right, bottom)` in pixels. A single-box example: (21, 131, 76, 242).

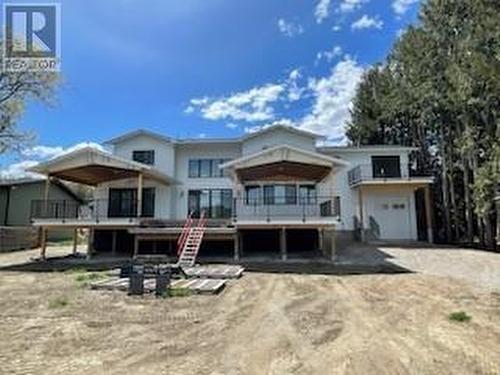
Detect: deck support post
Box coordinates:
(233, 232, 241, 261)
(111, 230, 117, 255)
(40, 227, 47, 260)
(72, 228, 78, 255)
(86, 228, 94, 259)
(424, 186, 434, 243)
(358, 187, 365, 242)
(137, 173, 143, 218)
(133, 235, 139, 258)
(318, 228, 324, 254)
(280, 227, 287, 261)
(330, 226, 336, 262)
(43, 176, 50, 213)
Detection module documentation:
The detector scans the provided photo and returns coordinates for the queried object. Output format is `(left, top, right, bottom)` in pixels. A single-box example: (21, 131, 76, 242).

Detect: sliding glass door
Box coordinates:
(188, 189, 233, 218)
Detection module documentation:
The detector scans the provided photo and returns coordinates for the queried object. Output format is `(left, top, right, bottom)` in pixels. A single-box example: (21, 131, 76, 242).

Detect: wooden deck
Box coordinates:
(183, 265, 244, 279)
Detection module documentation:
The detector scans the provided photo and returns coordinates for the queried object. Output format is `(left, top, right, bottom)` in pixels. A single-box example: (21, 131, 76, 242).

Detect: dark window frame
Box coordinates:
(188, 159, 231, 178)
(132, 150, 155, 165)
(188, 189, 233, 219)
(371, 156, 401, 178)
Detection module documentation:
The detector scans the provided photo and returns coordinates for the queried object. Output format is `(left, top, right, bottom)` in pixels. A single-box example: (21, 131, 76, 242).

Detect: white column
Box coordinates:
(280, 227, 287, 261)
(233, 233, 240, 261)
(424, 186, 434, 243)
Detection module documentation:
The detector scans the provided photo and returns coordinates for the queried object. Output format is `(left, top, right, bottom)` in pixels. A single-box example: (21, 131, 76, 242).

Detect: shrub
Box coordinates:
(48, 296, 69, 309)
(449, 311, 471, 322)
(161, 288, 193, 298)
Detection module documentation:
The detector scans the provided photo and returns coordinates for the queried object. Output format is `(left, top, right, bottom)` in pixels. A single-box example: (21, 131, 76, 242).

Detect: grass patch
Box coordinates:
(449, 311, 471, 323)
(74, 272, 108, 288)
(48, 296, 69, 309)
(161, 288, 193, 298)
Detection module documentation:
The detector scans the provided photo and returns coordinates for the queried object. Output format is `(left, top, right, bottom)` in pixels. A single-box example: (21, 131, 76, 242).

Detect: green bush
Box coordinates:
(449, 311, 471, 322)
(161, 288, 193, 298)
(48, 296, 69, 309)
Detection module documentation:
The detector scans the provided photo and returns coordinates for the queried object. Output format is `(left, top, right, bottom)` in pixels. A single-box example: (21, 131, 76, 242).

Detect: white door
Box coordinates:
(370, 196, 412, 239)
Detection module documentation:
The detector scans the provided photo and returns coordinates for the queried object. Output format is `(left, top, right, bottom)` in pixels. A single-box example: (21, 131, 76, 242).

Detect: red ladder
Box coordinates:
(177, 211, 207, 267)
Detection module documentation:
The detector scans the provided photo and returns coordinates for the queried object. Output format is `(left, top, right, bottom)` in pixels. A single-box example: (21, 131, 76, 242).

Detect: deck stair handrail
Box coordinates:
(177, 211, 194, 256)
(177, 211, 207, 267)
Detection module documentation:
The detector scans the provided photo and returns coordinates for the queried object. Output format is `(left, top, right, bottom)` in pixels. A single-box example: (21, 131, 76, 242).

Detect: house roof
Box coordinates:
(28, 147, 178, 186)
(0, 177, 84, 202)
(318, 145, 419, 153)
(104, 129, 174, 145)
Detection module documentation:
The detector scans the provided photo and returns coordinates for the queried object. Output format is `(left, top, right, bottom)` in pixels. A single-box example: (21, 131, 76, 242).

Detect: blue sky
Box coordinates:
(1, 0, 420, 178)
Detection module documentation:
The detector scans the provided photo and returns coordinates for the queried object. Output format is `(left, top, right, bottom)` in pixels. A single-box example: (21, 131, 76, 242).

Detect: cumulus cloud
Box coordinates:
(277, 18, 304, 37)
(186, 83, 285, 122)
(316, 45, 343, 64)
(298, 57, 365, 142)
(351, 15, 384, 30)
(226, 123, 238, 129)
(315, 0, 331, 23)
(1, 142, 107, 181)
(339, 0, 369, 13)
(286, 69, 306, 102)
(392, 0, 419, 15)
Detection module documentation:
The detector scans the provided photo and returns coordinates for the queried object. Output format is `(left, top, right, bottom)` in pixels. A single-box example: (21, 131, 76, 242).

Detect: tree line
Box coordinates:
(346, 0, 499, 249)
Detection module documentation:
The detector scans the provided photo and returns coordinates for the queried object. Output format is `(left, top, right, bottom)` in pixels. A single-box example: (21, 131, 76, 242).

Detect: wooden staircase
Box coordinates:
(177, 212, 207, 267)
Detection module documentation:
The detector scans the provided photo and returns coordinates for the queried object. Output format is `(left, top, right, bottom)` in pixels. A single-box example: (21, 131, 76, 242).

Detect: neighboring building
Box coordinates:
(0, 178, 82, 241)
(28, 125, 434, 260)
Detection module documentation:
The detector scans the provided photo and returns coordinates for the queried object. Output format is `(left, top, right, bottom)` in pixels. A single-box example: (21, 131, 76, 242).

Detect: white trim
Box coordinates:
(319, 145, 418, 153)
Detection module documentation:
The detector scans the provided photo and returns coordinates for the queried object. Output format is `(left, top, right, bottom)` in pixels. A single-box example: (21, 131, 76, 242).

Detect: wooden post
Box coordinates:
(137, 173, 143, 218)
(280, 227, 287, 261)
(358, 187, 365, 242)
(72, 228, 78, 255)
(424, 186, 434, 243)
(233, 233, 240, 261)
(40, 227, 47, 260)
(330, 226, 336, 262)
(111, 230, 117, 255)
(318, 228, 324, 254)
(87, 228, 94, 259)
(133, 235, 139, 258)
(43, 176, 50, 214)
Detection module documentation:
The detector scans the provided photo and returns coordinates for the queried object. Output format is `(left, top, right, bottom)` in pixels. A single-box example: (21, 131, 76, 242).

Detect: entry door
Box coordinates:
(372, 196, 411, 239)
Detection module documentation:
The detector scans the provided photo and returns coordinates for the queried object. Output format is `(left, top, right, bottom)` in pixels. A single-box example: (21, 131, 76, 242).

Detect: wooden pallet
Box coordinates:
(183, 265, 244, 279)
(90, 277, 226, 295)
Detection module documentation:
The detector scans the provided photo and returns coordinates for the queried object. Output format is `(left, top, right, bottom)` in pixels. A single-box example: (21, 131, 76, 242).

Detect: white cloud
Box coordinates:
(332, 25, 342, 32)
(392, 0, 419, 15)
(316, 45, 343, 64)
(0, 160, 43, 180)
(298, 57, 365, 142)
(1, 142, 107, 181)
(339, 0, 369, 13)
(351, 15, 384, 30)
(286, 69, 306, 102)
(315, 0, 331, 23)
(187, 83, 285, 122)
(226, 123, 238, 129)
(277, 18, 304, 37)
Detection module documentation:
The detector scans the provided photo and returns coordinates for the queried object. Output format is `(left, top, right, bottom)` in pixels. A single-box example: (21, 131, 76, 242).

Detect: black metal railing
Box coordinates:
(347, 164, 430, 186)
(232, 196, 341, 222)
(30, 199, 153, 222)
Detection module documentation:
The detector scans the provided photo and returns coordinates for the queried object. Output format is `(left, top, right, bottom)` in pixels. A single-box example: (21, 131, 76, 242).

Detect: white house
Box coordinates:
(29, 125, 433, 261)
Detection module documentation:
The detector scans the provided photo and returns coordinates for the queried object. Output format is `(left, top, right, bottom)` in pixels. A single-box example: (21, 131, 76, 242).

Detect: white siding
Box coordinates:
(242, 128, 316, 155)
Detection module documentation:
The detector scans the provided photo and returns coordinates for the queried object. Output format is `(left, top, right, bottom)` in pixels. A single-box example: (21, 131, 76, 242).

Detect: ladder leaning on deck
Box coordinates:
(177, 211, 207, 267)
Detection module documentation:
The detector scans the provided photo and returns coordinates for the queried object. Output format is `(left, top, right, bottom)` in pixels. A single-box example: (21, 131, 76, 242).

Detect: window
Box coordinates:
(108, 188, 155, 218)
(299, 185, 317, 204)
(132, 150, 155, 165)
(188, 159, 230, 178)
(188, 189, 233, 218)
(372, 156, 401, 178)
(247, 184, 297, 205)
(245, 186, 261, 205)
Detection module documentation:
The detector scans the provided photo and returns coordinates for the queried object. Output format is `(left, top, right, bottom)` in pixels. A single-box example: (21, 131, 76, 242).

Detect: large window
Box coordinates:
(371, 156, 401, 178)
(245, 184, 305, 205)
(188, 159, 230, 178)
(108, 188, 155, 218)
(132, 150, 155, 165)
(188, 189, 233, 218)
(299, 185, 317, 204)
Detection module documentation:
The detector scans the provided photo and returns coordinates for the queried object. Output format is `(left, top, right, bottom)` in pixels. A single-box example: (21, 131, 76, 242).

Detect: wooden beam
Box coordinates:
(233, 233, 240, 261)
(43, 176, 50, 213)
(133, 235, 139, 258)
(86, 228, 94, 259)
(330, 227, 336, 262)
(137, 173, 143, 218)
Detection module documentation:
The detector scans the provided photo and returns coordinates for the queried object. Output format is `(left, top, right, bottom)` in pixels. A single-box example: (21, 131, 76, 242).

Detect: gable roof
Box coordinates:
(0, 177, 84, 202)
(241, 124, 325, 142)
(104, 129, 173, 145)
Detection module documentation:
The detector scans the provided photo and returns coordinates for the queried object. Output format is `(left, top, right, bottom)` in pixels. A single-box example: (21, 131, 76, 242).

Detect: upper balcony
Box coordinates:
(347, 164, 433, 188)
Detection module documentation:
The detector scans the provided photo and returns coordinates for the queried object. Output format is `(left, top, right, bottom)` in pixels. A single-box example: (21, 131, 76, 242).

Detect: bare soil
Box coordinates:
(0, 247, 499, 375)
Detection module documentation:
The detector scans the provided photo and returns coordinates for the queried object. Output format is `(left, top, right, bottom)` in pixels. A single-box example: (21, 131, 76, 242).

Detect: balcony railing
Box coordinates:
(30, 199, 151, 222)
(347, 164, 430, 186)
(232, 196, 340, 223)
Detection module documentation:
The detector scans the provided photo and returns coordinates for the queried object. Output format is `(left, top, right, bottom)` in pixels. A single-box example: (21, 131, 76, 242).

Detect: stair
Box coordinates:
(177, 212, 207, 267)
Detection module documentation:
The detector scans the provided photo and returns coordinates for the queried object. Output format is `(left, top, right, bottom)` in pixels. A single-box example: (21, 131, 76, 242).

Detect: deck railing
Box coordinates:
(30, 199, 150, 222)
(347, 164, 430, 186)
(232, 196, 340, 222)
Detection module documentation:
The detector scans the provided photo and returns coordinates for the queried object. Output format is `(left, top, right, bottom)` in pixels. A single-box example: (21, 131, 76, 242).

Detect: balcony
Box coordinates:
(347, 164, 432, 187)
(232, 196, 341, 224)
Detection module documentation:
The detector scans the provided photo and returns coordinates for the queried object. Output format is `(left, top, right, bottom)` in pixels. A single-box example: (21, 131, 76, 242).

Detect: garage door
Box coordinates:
(371, 196, 412, 239)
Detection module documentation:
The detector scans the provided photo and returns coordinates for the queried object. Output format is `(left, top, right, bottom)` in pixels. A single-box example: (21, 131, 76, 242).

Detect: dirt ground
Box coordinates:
(0, 247, 499, 375)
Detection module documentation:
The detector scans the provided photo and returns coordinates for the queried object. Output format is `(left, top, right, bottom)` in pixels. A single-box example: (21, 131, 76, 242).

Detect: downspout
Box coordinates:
(3, 186, 11, 226)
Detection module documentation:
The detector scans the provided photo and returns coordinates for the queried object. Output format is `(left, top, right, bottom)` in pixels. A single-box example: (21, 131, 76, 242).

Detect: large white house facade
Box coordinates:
(29, 125, 434, 261)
